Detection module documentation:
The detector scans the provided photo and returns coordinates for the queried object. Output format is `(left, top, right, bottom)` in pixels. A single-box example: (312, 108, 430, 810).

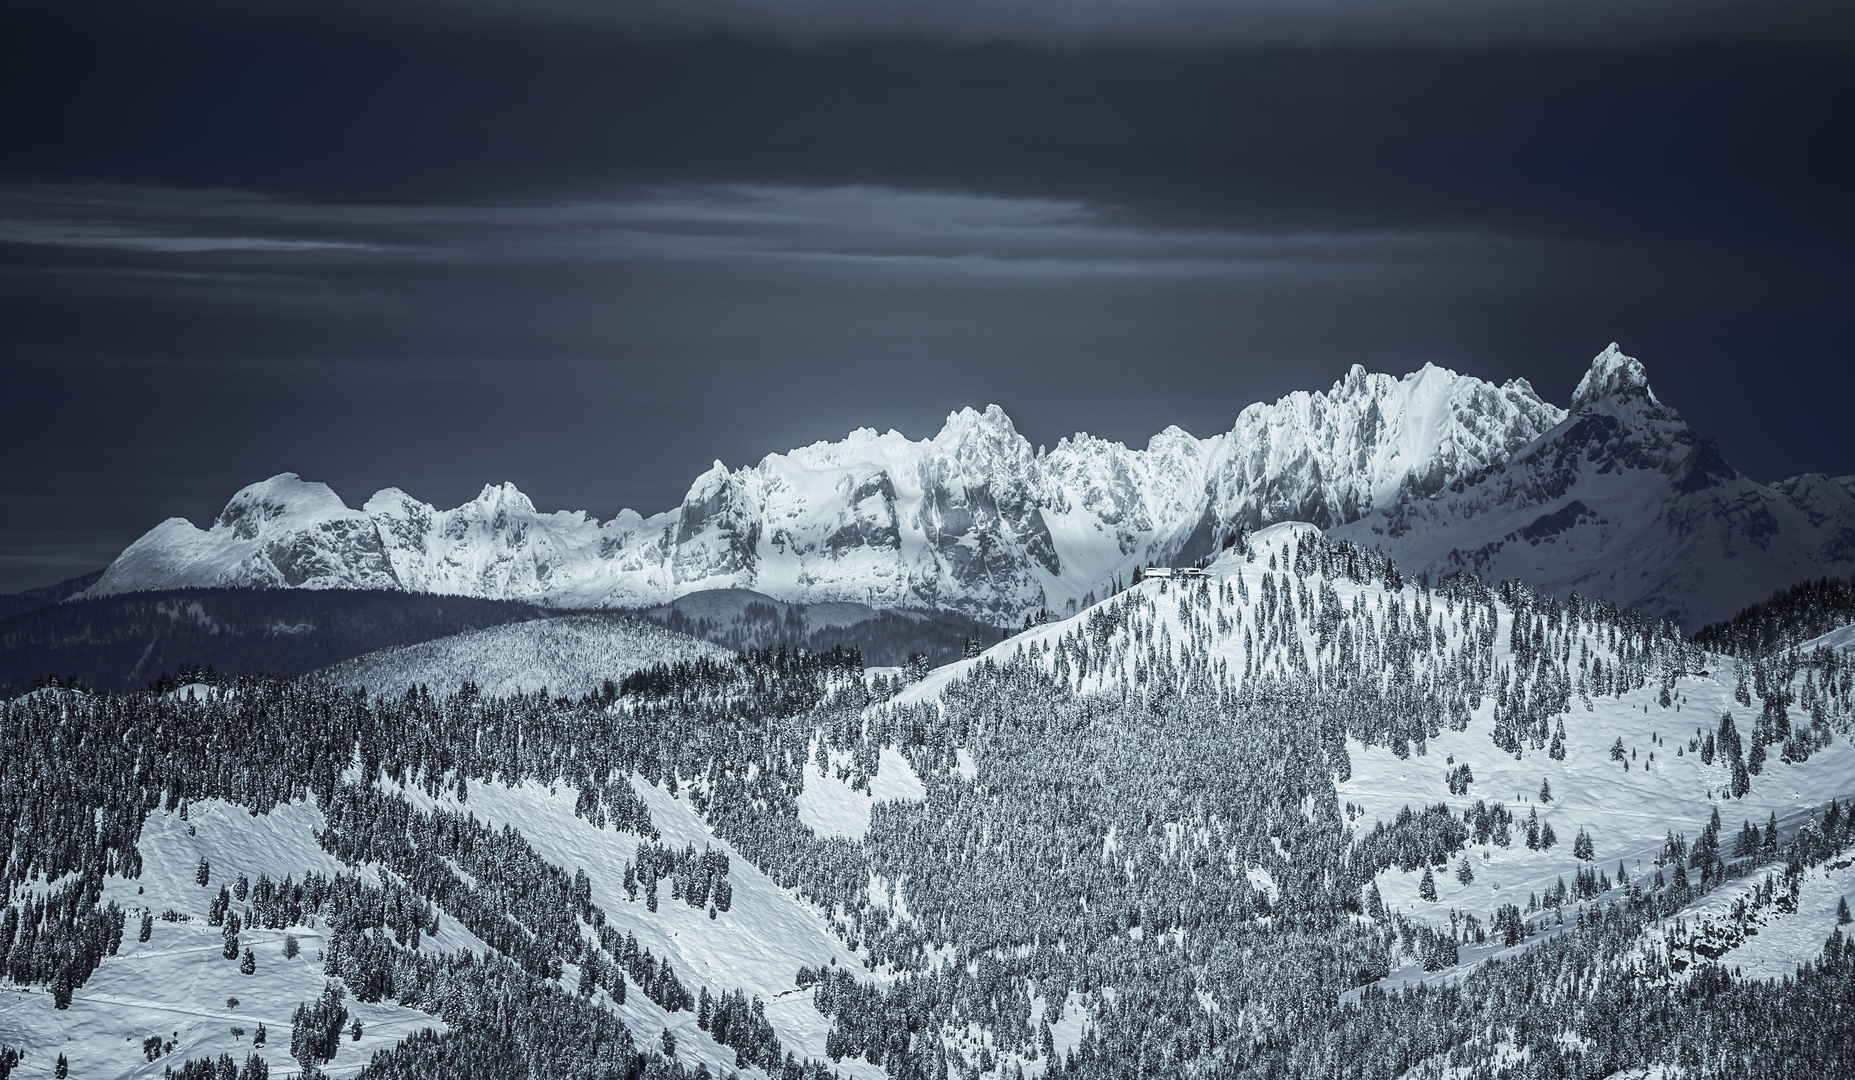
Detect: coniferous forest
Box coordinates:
(2, 530, 1853, 1080)
(1693, 574, 1855, 659)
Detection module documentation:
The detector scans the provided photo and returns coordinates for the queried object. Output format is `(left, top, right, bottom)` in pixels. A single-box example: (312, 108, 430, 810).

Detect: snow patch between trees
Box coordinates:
(796, 739, 928, 841)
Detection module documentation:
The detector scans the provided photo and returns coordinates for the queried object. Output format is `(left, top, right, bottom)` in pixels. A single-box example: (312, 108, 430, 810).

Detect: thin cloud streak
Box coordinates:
(235, 0, 1855, 49)
(0, 182, 1554, 279)
(0, 224, 382, 253)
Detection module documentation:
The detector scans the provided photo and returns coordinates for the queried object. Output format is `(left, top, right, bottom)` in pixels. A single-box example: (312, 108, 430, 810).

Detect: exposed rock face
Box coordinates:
(84, 346, 1853, 627)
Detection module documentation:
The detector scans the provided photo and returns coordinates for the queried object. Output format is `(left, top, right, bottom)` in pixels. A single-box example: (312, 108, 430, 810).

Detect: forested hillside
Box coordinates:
(0, 589, 554, 694)
(2, 527, 1852, 1079)
(1693, 574, 1855, 658)
(639, 591, 998, 668)
(0, 571, 102, 621)
(0, 585, 997, 697)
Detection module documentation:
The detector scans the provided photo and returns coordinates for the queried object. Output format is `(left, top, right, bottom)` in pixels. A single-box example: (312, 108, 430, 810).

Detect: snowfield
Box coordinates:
(314, 614, 727, 699)
(795, 741, 928, 842)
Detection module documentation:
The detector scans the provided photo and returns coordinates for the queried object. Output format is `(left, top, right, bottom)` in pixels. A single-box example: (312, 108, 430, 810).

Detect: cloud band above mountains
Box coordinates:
(238, 0, 1855, 48)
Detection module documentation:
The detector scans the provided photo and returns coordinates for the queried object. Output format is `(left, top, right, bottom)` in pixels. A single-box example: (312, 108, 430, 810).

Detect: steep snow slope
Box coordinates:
(313, 614, 726, 698)
(1332, 345, 1855, 630)
(83, 363, 1559, 622)
(1801, 621, 1855, 658)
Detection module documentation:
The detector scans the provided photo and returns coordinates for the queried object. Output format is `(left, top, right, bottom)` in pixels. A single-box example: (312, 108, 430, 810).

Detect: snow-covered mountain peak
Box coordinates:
(1571, 342, 1658, 410)
(470, 481, 539, 514)
(75, 361, 1570, 618)
(684, 460, 734, 502)
(1202, 359, 1565, 539)
(1145, 424, 1203, 453)
(214, 473, 355, 537)
(812, 425, 890, 454)
(920, 404, 1039, 496)
(932, 403, 1020, 448)
(360, 486, 424, 518)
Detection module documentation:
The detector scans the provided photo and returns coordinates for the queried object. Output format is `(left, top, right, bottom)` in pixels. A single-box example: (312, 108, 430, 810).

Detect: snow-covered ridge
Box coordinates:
(79, 361, 1560, 620)
(80, 346, 1855, 627)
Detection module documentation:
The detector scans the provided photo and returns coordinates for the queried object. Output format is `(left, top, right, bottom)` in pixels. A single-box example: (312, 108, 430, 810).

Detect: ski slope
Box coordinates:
(377, 772, 882, 1080)
(0, 800, 453, 1080)
(0, 773, 885, 1080)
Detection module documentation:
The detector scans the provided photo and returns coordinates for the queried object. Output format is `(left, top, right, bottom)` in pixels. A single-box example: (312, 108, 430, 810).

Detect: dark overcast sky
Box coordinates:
(2, 0, 1853, 592)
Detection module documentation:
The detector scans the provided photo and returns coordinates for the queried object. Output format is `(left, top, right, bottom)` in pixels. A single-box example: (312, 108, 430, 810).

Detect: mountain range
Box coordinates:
(73, 345, 1855, 629)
